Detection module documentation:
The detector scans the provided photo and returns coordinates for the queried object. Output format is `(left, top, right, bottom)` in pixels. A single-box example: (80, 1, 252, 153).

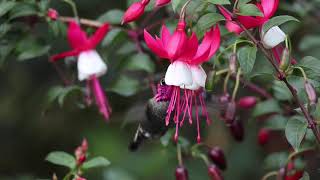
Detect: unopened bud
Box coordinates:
(156, 0, 171, 6)
(47, 8, 59, 21)
(237, 96, 257, 109)
(304, 81, 317, 105)
(229, 120, 244, 142)
(229, 53, 237, 74)
(277, 167, 286, 180)
(75, 176, 87, 180)
(208, 164, 224, 180)
(258, 128, 270, 146)
(175, 166, 188, 180)
(219, 93, 230, 104)
(81, 138, 88, 152)
(225, 101, 236, 124)
(122, 0, 150, 24)
(279, 48, 290, 72)
(208, 147, 227, 170)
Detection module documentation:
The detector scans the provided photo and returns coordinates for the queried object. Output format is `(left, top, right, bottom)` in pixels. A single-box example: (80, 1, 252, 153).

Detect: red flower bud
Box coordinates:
(122, 0, 150, 24)
(304, 81, 317, 105)
(208, 147, 227, 170)
(237, 96, 257, 109)
(156, 0, 171, 6)
(285, 171, 304, 180)
(258, 128, 270, 146)
(175, 166, 188, 180)
(81, 138, 88, 152)
(208, 165, 223, 180)
(47, 8, 59, 21)
(75, 176, 87, 180)
(75, 147, 86, 165)
(229, 120, 244, 142)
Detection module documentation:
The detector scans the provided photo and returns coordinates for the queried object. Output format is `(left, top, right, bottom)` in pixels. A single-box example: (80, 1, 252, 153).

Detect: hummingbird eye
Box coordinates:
(160, 79, 166, 86)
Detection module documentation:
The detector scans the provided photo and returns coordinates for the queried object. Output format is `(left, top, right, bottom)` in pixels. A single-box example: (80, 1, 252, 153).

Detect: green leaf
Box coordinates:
(9, 3, 38, 20)
(285, 116, 308, 151)
(264, 115, 288, 130)
(0, 23, 11, 38)
(206, 0, 230, 5)
(273, 80, 292, 101)
(300, 172, 310, 180)
(252, 99, 281, 117)
(237, 4, 264, 17)
(125, 53, 155, 73)
(298, 56, 320, 80)
(82, 156, 110, 169)
(17, 45, 50, 61)
(172, 0, 184, 12)
(299, 35, 320, 51)
(47, 86, 82, 107)
(237, 0, 251, 6)
(262, 15, 299, 34)
(237, 45, 257, 74)
(109, 76, 140, 96)
(0, 1, 16, 17)
(196, 13, 224, 36)
(97, 9, 124, 24)
(45, 151, 76, 169)
(264, 152, 288, 170)
(160, 129, 174, 147)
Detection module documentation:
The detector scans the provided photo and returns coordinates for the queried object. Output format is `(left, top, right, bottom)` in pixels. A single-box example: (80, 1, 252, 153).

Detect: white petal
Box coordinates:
(181, 83, 200, 90)
(77, 50, 107, 81)
(165, 61, 192, 87)
(191, 65, 207, 88)
(261, 26, 286, 49)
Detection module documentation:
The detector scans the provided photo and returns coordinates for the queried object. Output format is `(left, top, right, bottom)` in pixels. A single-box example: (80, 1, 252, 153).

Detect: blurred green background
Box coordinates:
(1, 0, 320, 179)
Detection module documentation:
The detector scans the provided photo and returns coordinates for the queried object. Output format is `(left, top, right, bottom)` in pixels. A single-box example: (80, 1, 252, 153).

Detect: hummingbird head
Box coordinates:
(155, 78, 173, 102)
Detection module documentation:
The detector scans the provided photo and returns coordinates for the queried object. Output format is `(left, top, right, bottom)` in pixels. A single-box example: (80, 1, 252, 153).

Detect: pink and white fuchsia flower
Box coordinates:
(144, 20, 220, 142)
(218, 0, 286, 49)
(50, 21, 112, 121)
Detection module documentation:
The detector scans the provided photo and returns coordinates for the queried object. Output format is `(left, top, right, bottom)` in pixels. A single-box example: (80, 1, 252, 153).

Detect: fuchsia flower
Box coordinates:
(144, 20, 221, 142)
(156, 0, 171, 6)
(122, 0, 150, 24)
(218, 0, 286, 49)
(50, 21, 112, 121)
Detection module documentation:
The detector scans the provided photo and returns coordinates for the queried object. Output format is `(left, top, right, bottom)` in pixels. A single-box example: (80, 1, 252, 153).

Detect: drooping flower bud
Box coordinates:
(279, 48, 291, 72)
(258, 128, 270, 146)
(237, 96, 257, 109)
(261, 26, 286, 49)
(304, 81, 317, 105)
(224, 101, 236, 124)
(285, 162, 304, 180)
(229, 53, 237, 74)
(75, 147, 86, 165)
(208, 147, 227, 170)
(175, 166, 189, 180)
(81, 138, 88, 152)
(47, 8, 59, 21)
(208, 164, 224, 180)
(122, 0, 150, 24)
(156, 0, 171, 6)
(229, 120, 244, 142)
(75, 176, 87, 180)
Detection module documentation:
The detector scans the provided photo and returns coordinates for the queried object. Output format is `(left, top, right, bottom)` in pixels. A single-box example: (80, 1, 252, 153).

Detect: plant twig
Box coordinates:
(232, 16, 320, 144)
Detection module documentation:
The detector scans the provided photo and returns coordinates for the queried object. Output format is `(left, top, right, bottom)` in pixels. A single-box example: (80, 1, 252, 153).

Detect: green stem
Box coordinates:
(177, 144, 183, 166)
(223, 72, 231, 94)
(216, 69, 229, 76)
(62, 0, 79, 23)
(63, 171, 74, 180)
(287, 147, 315, 162)
(261, 171, 278, 180)
(232, 68, 241, 101)
(293, 66, 308, 82)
